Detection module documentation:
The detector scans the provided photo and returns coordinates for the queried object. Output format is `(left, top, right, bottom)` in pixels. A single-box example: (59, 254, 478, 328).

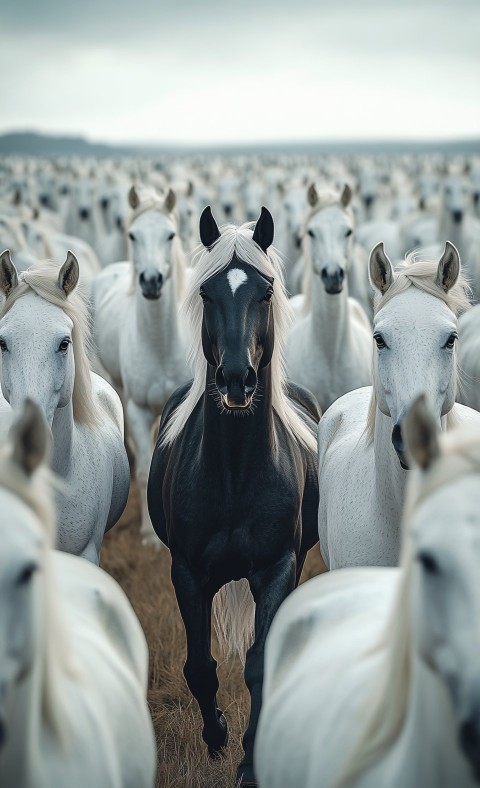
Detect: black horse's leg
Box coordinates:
(237, 552, 297, 786)
(171, 559, 228, 756)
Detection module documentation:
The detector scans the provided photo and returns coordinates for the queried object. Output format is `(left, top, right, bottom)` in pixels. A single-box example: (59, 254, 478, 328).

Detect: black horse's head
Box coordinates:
(198, 206, 275, 411)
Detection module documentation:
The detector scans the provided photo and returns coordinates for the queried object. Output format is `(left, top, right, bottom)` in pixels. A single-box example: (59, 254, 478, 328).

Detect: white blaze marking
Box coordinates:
(227, 268, 248, 296)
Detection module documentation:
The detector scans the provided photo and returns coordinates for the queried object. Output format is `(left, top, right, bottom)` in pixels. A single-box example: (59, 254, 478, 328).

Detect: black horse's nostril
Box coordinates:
(244, 367, 257, 395)
(392, 424, 404, 454)
(452, 210, 463, 224)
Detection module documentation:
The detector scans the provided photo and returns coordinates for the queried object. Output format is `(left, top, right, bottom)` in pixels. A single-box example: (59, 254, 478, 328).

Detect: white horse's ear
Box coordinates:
(164, 188, 176, 213)
(0, 250, 19, 297)
(436, 241, 460, 293)
(403, 394, 440, 471)
(11, 399, 49, 476)
(340, 183, 352, 208)
(128, 185, 140, 210)
(307, 183, 318, 207)
(58, 251, 79, 297)
(369, 242, 394, 295)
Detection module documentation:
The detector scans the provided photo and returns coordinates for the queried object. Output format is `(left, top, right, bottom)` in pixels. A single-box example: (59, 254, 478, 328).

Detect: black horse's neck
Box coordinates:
(202, 362, 275, 468)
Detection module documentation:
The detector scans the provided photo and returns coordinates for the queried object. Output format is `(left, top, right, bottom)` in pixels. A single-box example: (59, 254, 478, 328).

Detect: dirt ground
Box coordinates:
(101, 482, 325, 788)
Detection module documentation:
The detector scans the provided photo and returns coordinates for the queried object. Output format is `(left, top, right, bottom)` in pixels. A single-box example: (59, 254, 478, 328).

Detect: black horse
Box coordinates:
(148, 206, 320, 786)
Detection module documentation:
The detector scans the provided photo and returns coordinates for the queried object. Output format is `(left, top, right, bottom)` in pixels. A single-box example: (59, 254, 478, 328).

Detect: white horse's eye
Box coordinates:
(167, 232, 175, 241)
(17, 562, 38, 586)
(444, 333, 457, 350)
(0, 338, 8, 352)
(374, 334, 387, 349)
(58, 338, 71, 353)
(128, 232, 136, 242)
(417, 551, 439, 575)
(345, 228, 353, 238)
(307, 229, 315, 238)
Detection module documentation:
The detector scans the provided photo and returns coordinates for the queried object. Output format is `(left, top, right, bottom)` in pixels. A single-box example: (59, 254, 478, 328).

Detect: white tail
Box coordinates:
(212, 579, 255, 663)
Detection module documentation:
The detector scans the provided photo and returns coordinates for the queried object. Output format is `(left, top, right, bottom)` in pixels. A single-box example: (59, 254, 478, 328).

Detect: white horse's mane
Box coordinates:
(126, 192, 186, 302)
(161, 222, 317, 455)
(340, 425, 480, 786)
(0, 446, 72, 744)
(301, 187, 355, 314)
(366, 251, 471, 443)
(0, 262, 98, 425)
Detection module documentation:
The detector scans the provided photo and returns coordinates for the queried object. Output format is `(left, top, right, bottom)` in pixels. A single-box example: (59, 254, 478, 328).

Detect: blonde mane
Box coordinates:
(300, 188, 355, 315)
(161, 222, 317, 455)
(0, 445, 72, 744)
(340, 425, 480, 786)
(125, 194, 186, 303)
(366, 251, 471, 443)
(0, 261, 98, 425)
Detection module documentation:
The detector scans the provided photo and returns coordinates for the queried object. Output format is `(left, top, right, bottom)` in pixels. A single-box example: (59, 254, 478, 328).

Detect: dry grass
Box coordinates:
(101, 482, 325, 787)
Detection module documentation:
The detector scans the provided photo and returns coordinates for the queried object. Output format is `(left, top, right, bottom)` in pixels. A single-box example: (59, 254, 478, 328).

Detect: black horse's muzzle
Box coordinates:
(321, 267, 345, 295)
(392, 423, 409, 469)
(139, 271, 163, 300)
(215, 365, 257, 409)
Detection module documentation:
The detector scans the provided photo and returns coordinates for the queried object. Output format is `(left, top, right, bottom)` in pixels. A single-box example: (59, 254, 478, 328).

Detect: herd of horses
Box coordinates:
(1, 151, 480, 787)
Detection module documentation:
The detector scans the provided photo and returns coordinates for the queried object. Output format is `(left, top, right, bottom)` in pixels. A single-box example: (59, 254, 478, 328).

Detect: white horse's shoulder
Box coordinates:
(348, 296, 372, 333)
(53, 551, 148, 685)
(318, 387, 372, 457)
(452, 401, 480, 427)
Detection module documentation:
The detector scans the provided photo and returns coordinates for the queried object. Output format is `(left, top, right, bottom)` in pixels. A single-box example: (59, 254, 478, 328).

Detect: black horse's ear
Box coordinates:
(199, 206, 221, 248)
(252, 207, 274, 253)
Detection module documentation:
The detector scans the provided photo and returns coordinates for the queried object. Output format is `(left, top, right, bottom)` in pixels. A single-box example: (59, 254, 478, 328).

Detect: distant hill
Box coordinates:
(0, 130, 479, 157)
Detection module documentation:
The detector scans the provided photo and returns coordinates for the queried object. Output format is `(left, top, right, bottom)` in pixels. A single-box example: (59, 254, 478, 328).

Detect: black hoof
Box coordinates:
(236, 763, 256, 786)
(206, 709, 229, 759)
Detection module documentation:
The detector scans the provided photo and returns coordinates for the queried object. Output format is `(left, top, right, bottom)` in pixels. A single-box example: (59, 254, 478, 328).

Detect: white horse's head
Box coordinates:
(418, 171, 439, 211)
(0, 251, 94, 427)
(304, 183, 354, 294)
(73, 178, 96, 223)
(0, 400, 52, 749)
(173, 180, 197, 250)
(444, 175, 471, 225)
(369, 242, 467, 467)
(217, 175, 239, 221)
(243, 180, 265, 223)
(404, 397, 480, 779)
(127, 186, 178, 300)
(283, 184, 308, 250)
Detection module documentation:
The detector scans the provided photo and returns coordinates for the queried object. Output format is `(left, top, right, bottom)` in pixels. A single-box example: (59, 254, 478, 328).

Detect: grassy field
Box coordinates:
(101, 482, 325, 787)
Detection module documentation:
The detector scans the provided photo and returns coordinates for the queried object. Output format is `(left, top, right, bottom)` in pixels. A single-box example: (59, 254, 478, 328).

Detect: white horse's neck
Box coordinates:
(135, 275, 181, 354)
(51, 401, 75, 477)
(309, 273, 351, 360)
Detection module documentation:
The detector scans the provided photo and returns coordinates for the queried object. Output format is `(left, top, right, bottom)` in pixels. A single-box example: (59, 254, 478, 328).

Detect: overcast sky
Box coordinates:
(2, 0, 479, 145)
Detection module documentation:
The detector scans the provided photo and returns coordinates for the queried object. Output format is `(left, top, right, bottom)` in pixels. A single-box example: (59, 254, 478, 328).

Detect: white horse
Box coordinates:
(93, 187, 188, 544)
(256, 395, 480, 788)
(317, 241, 480, 568)
(0, 251, 130, 564)
(458, 303, 480, 411)
(286, 185, 371, 412)
(0, 399, 156, 788)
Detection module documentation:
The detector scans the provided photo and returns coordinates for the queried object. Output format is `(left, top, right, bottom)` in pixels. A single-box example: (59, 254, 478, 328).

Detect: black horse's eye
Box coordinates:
(418, 551, 439, 575)
(345, 228, 353, 238)
(58, 338, 71, 353)
(0, 338, 7, 352)
(263, 288, 274, 303)
(444, 333, 457, 349)
(307, 229, 315, 238)
(17, 562, 38, 586)
(128, 232, 135, 242)
(374, 334, 387, 349)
